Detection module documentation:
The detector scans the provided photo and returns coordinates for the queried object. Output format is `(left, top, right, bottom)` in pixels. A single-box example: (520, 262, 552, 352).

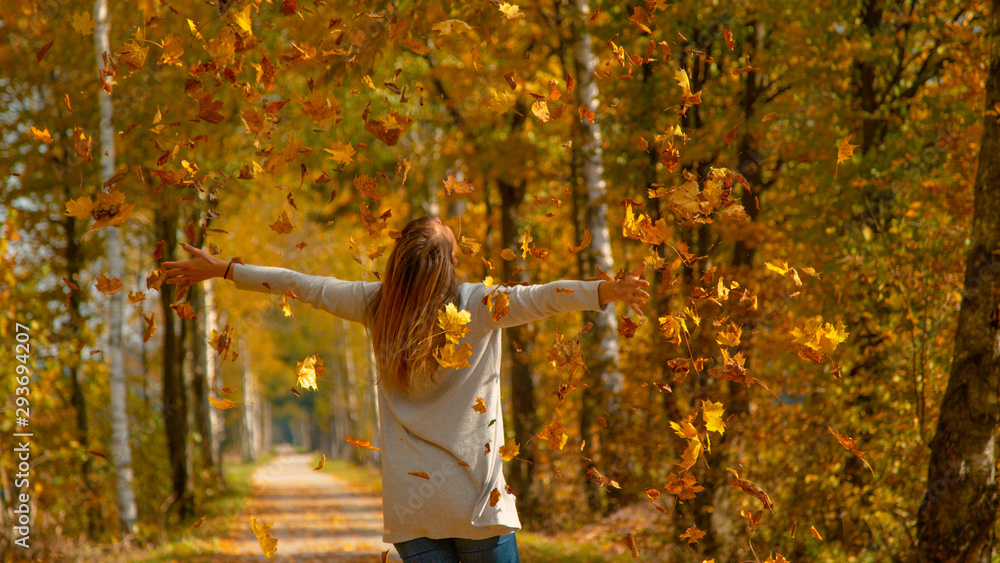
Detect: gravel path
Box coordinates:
(197, 453, 400, 562)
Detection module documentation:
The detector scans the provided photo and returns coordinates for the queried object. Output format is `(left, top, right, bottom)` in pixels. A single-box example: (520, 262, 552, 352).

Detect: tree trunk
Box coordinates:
(93, 0, 138, 535)
(203, 278, 225, 481)
(499, 173, 539, 519)
(571, 0, 623, 513)
(918, 3, 1000, 559)
(240, 339, 261, 462)
(158, 214, 193, 518)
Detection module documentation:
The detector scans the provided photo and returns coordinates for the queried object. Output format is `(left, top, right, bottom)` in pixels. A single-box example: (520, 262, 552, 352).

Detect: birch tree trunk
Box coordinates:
(918, 2, 1000, 559)
(93, 0, 137, 536)
(571, 0, 622, 510)
(241, 340, 260, 462)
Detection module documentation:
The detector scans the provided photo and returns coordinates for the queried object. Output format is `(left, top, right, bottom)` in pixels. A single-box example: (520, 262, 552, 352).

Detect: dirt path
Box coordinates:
(199, 453, 400, 562)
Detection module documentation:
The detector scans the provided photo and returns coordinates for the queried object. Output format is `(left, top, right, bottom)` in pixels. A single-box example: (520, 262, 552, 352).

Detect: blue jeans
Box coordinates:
(394, 533, 519, 562)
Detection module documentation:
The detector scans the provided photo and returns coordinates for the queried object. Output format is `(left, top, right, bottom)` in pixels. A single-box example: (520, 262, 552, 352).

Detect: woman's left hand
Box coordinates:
(162, 243, 229, 285)
(614, 261, 651, 316)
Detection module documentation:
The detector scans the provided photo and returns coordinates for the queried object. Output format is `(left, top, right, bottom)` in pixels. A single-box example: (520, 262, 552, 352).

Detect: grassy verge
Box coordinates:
(127, 454, 272, 562)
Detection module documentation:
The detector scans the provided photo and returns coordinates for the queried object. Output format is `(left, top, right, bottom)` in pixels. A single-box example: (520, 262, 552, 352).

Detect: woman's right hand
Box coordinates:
(162, 243, 229, 285)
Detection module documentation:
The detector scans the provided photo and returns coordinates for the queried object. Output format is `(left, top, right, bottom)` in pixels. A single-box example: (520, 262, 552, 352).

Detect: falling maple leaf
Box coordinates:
(63, 186, 135, 232)
(438, 303, 472, 344)
(72, 11, 97, 35)
(36, 40, 53, 63)
(623, 533, 640, 558)
(295, 354, 324, 391)
(30, 126, 53, 144)
(250, 514, 278, 559)
(443, 174, 474, 195)
(498, 2, 524, 20)
(702, 400, 725, 435)
(472, 397, 487, 414)
(829, 426, 875, 478)
(664, 473, 704, 501)
(547, 332, 587, 375)
(499, 438, 520, 461)
(674, 69, 703, 116)
(659, 315, 687, 345)
(269, 211, 294, 234)
(313, 454, 326, 471)
(489, 488, 502, 507)
(715, 322, 742, 347)
(833, 133, 858, 182)
(764, 554, 791, 563)
(432, 19, 473, 37)
(791, 318, 849, 358)
(765, 260, 803, 287)
(142, 311, 156, 343)
(208, 396, 238, 410)
(489, 288, 510, 322)
(190, 515, 207, 529)
(679, 526, 706, 545)
(567, 229, 592, 253)
(537, 410, 569, 451)
(83, 449, 107, 459)
(728, 467, 774, 512)
(433, 342, 473, 369)
(409, 471, 430, 479)
(531, 100, 551, 122)
(95, 274, 123, 295)
(324, 141, 355, 164)
(586, 466, 621, 489)
(345, 435, 380, 450)
(210, 324, 237, 361)
(73, 128, 92, 162)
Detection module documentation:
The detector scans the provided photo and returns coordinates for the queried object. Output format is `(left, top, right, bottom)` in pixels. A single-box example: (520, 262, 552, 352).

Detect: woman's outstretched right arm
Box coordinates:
(162, 242, 376, 323)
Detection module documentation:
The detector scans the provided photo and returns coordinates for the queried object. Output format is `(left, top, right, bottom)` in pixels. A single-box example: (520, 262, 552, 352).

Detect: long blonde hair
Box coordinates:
(365, 217, 458, 393)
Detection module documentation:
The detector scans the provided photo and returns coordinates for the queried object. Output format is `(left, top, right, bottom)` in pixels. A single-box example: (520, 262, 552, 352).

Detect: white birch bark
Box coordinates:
(573, 0, 622, 398)
(94, 0, 138, 535)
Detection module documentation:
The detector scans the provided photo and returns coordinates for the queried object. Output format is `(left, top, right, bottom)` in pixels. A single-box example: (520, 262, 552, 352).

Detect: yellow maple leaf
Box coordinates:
(487, 88, 516, 113)
(489, 288, 510, 322)
(715, 322, 742, 347)
(678, 438, 702, 472)
(250, 514, 278, 559)
(659, 315, 687, 345)
(433, 342, 473, 369)
(208, 396, 238, 410)
(313, 454, 326, 471)
(538, 411, 569, 451)
(345, 435, 380, 450)
(702, 400, 725, 435)
(499, 438, 520, 461)
(791, 318, 848, 356)
(295, 354, 323, 391)
(65, 196, 95, 219)
(531, 100, 551, 122)
(829, 426, 874, 478)
(30, 126, 53, 144)
(765, 260, 802, 286)
(837, 134, 858, 164)
(498, 2, 524, 20)
(438, 303, 471, 344)
(472, 397, 487, 414)
(763, 554, 791, 563)
(432, 19, 473, 37)
(229, 4, 253, 36)
(324, 141, 355, 164)
(158, 33, 185, 66)
(72, 11, 96, 36)
(670, 415, 698, 440)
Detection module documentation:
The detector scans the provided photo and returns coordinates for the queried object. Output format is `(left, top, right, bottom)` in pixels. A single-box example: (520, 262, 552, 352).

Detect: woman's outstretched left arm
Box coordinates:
(162, 243, 376, 323)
